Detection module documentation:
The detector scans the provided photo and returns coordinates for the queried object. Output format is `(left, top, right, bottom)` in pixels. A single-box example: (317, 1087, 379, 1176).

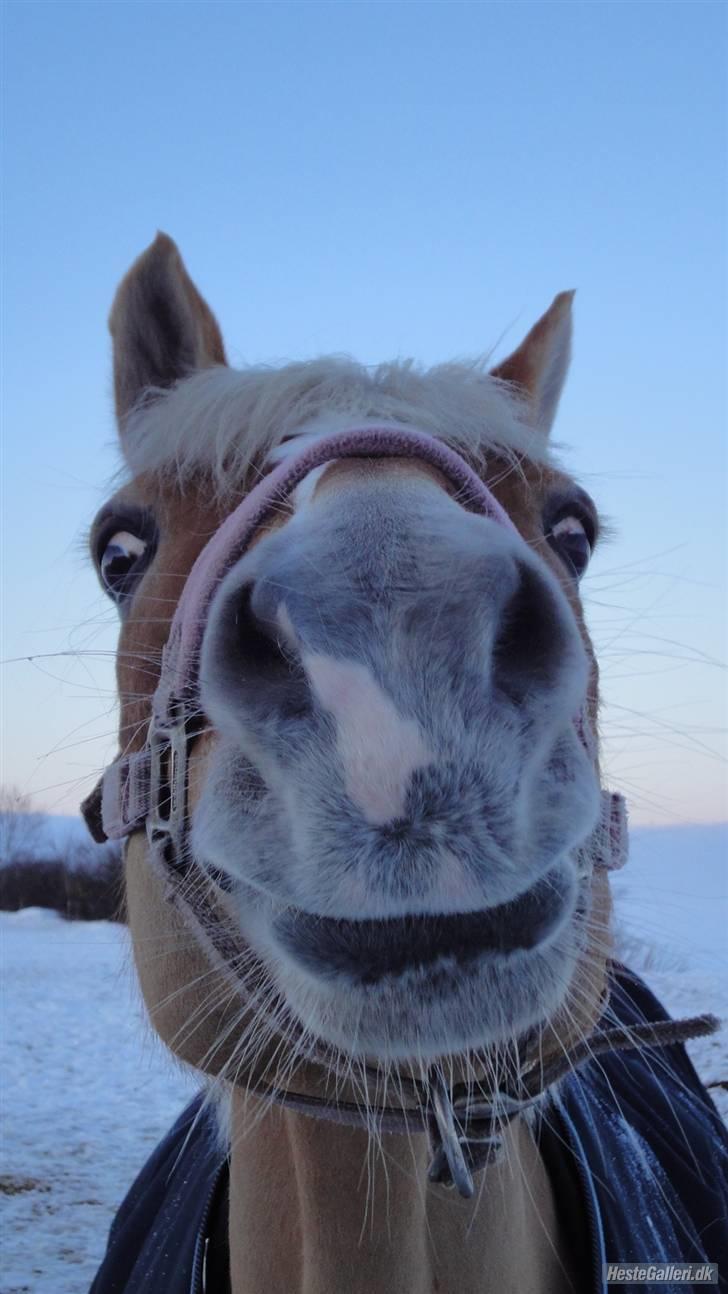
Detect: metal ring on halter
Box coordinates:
(426, 1068, 477, 1198)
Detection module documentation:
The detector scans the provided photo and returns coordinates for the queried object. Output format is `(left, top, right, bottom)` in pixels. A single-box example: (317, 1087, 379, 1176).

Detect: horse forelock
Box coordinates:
(118, 354, 555, 499)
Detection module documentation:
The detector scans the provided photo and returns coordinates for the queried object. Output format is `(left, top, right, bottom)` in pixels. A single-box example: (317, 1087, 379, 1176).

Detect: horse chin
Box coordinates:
(282, 947, 580, 1063)
(235, 870, 585, 1062)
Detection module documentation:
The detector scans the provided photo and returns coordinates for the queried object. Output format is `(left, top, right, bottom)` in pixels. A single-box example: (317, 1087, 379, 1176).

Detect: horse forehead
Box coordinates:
(301, 452, 559, 508)
(234, 452, 482, 550)
(307, 455, 455, 500)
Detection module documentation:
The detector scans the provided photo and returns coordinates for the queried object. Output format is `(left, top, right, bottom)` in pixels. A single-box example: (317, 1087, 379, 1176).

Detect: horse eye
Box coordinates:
(99, 530, 150, 600)
(547, 514, 592, 579)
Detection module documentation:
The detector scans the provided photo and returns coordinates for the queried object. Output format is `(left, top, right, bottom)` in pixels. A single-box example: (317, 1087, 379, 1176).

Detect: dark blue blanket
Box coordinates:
(90, 965, 728, 1293)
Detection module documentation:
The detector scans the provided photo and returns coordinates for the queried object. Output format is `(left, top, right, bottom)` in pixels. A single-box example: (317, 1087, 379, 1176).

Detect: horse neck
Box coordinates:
(228, 1089, 575, 1294)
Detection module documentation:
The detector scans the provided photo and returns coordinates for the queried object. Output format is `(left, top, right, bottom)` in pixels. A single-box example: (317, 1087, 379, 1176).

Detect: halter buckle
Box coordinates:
(426, 1069, 476, 1198)
(147, 702, 190, 865)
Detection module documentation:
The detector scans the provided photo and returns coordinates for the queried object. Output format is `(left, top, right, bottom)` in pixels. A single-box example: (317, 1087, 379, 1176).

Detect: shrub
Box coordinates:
(0, 847, 125, 922)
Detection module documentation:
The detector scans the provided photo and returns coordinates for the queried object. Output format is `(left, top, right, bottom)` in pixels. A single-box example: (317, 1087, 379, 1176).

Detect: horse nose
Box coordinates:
(201, 466, 588, 753)
(206, 538, 580, 744)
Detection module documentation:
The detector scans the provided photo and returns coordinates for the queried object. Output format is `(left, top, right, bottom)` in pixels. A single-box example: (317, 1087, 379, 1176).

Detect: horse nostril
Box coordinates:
(231, 584, 312, 721)
(492, 563, 567, 706)
(236, 584, 286, 672)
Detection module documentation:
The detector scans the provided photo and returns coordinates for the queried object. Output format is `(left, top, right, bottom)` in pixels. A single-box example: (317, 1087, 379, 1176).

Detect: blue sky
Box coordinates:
(2, 0, 726, 823)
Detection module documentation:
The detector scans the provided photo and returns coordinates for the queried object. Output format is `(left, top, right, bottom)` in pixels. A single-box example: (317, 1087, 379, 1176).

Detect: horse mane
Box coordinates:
(120, 353, 554, 499)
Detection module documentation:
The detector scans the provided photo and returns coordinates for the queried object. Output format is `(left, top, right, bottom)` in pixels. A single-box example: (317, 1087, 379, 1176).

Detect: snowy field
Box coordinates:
(1, 913, 196, 1294)
(1, 824, 726, 1294)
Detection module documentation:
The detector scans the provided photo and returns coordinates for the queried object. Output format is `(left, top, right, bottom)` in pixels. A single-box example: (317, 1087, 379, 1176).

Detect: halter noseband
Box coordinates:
(84, 424, 686, 1199)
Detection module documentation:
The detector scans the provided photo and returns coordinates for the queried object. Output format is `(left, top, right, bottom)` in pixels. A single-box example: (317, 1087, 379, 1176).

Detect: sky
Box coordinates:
(2, 0, 726, 826)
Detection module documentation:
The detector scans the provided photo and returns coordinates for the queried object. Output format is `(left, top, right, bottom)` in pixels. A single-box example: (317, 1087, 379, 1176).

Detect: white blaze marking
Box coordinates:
(290, 462, 330, 508)
(302, 651, 434, 825)
(276, 604, 298, 649)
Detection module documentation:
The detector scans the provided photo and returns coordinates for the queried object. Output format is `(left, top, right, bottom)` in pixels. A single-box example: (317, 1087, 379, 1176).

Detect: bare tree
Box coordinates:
(0, 786, 45, 862)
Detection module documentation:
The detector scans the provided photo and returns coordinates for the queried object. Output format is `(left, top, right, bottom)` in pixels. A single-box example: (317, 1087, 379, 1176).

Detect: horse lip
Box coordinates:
(273, 865, 574, 986)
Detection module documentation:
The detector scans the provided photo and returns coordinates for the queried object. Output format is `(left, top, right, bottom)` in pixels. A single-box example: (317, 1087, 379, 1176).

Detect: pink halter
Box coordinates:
(83, 424, 627, 873)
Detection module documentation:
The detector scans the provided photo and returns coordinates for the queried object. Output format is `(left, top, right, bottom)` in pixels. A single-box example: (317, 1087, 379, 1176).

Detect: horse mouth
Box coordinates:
(273, 865, 574, 986)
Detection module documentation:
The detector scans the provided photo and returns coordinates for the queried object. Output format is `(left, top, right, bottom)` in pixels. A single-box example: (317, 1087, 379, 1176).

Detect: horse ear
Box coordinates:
(490, 291, 574, 435)
(109, 232, 227, 425)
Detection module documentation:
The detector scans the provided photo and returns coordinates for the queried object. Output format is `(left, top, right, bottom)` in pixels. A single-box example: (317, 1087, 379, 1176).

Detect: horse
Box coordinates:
(85, 234, 726, 1294)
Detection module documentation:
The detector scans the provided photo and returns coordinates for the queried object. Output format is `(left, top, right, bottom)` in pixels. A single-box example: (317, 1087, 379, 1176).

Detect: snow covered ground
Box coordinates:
(1, 824, 726, 1293)
(610, 822, 728, 1128)
(1, 911, 196, 1294)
